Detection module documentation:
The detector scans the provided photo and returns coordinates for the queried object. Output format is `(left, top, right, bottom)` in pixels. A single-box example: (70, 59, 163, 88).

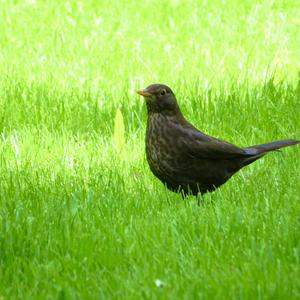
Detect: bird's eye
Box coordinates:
(160, 89, 166, 96)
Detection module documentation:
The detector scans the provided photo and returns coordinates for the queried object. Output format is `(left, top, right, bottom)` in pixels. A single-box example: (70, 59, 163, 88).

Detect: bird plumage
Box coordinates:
(136, 84, 299, 195)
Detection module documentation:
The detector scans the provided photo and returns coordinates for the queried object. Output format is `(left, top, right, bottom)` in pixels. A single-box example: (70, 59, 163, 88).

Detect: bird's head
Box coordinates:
(136, 84, 180, 115)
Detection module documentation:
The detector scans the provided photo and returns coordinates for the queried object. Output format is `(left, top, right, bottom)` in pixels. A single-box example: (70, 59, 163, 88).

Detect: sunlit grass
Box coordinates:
(0, 0, 299, 299)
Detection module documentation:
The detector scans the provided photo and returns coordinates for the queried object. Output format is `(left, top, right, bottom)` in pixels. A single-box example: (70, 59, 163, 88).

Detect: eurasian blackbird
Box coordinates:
(136, 84, 299, 195)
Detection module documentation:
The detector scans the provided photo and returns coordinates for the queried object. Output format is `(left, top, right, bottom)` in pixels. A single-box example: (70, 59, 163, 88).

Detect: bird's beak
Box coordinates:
(136, 89, 152, 97)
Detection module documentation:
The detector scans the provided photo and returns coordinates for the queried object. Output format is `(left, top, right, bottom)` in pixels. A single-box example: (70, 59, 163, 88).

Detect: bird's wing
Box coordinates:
(172, 123, 257, 159)
(183, 138, 255, 159)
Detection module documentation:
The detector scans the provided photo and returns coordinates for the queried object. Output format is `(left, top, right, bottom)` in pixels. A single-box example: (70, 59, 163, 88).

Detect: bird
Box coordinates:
(136, 83, 299, 196)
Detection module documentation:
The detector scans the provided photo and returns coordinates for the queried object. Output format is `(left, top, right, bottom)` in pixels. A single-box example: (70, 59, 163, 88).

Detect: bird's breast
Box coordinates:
(145, 114, 178, 179)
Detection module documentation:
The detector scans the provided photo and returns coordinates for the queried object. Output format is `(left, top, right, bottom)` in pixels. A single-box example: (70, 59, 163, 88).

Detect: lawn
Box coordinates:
(0, 0, 300, 299)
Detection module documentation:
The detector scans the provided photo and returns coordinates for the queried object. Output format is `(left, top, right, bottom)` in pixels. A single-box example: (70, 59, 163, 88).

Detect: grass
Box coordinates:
(0, 0, 300, 299)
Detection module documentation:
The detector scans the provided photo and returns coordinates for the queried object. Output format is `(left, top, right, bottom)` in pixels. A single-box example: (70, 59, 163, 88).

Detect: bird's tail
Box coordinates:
(245, 139, 300, 154)
(240, 139, 299, 167)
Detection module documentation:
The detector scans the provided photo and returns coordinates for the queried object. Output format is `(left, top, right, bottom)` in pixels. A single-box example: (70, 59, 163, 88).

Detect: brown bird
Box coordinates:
(136, 83, 299, 196)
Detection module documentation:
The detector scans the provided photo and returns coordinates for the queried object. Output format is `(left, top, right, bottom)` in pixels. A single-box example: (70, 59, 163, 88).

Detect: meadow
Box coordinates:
(0, 0, 299, 299)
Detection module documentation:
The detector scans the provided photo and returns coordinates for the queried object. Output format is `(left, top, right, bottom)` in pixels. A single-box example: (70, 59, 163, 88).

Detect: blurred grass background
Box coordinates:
(0, 0, 299, 299)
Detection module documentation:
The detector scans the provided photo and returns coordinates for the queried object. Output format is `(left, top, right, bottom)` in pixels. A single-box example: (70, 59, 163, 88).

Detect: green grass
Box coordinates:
(0, 0, 300, 299)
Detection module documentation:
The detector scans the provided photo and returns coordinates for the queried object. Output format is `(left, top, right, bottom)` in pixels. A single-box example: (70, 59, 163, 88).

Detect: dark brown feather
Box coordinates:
(137, 84, 299, 195)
